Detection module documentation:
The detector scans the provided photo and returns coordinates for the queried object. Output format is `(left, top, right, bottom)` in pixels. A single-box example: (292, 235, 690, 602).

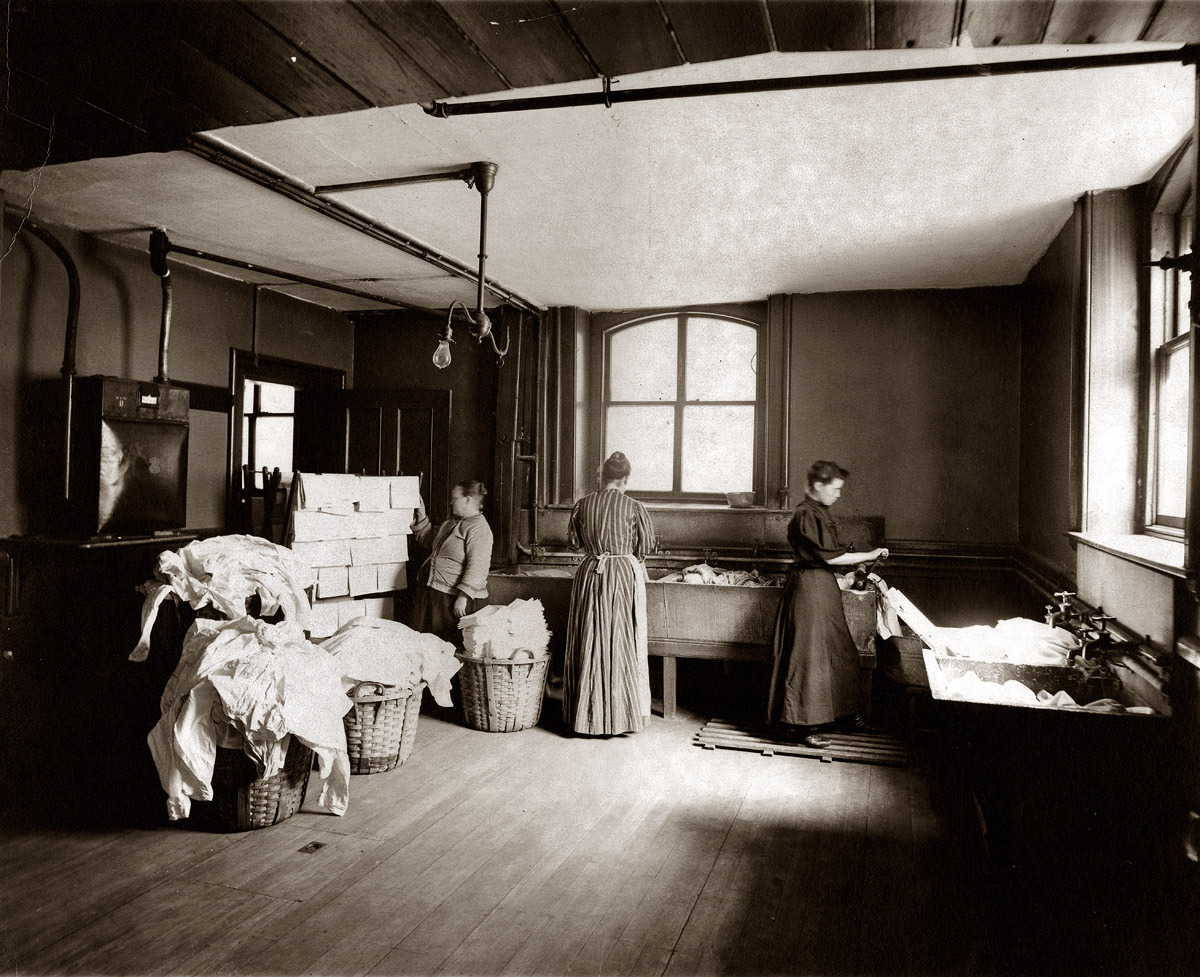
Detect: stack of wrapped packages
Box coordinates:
(133, 535, 353, 821)
(458, 598, 551, 660)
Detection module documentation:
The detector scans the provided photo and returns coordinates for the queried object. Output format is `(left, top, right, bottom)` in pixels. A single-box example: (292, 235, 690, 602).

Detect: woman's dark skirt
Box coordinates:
(409, 585, 479, 646)
(767, 567, 861, 728)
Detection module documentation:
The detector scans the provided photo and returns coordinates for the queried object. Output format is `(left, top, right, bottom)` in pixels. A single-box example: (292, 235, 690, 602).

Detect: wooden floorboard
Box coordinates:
(3, 703, 1192, 977)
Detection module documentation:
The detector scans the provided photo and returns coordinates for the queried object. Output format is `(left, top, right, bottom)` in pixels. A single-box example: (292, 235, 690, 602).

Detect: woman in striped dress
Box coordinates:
(562, 451, 656, 736)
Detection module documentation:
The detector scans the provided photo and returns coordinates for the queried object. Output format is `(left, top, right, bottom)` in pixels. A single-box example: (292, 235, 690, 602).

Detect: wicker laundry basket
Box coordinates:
(455, 649, 550, 732)
(204, 735, 313, 831)
(343, 681, 422, 774)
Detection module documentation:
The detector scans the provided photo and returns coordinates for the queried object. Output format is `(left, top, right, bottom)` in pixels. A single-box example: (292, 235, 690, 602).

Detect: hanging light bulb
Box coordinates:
(432, 337, 452, 369)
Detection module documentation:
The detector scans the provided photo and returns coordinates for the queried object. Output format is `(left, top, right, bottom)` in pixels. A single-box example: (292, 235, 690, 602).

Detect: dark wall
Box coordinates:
(786, 287, 1023, 545)
(0, 219, 354, 537)
(1020, 202, 1082, 578)
(351, 310, 499, 509)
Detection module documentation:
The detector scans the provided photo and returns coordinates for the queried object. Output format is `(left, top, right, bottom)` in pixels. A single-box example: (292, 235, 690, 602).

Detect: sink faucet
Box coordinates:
(1045, 591, 1081, 629)
(1074, 608, 1149, 665)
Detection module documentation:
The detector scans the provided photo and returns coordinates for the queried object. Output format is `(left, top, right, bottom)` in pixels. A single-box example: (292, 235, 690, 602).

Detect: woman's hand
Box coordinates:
(414, 494, 427, 522)
(872, 547, 889, 561)
(453, 595, 469, 619)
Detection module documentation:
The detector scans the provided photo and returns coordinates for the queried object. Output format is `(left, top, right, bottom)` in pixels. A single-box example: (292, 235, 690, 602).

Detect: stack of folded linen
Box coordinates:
(458, 599, 551, 660)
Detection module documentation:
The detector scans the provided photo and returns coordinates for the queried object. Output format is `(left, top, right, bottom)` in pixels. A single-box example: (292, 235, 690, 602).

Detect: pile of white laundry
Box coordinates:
(133, 535, 351, 821)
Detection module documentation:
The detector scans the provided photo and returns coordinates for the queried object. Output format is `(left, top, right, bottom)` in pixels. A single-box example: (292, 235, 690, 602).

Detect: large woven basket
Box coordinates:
(343, 681, 421, 774)
(203, 735, 313, 831)
(455, 650, 550, 732)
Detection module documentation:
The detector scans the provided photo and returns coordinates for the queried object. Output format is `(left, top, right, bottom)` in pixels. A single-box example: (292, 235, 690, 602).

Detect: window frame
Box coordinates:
(1149, 331, 1189, 531)
(1144, 149, 1194, 541)
(227, 349, 345, 528)
(594, 308, 766, 504)
(241, 379, 296, 487)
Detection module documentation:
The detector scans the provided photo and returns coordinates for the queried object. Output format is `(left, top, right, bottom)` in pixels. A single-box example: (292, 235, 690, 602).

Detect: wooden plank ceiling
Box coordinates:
(6, 0, 1200, 172)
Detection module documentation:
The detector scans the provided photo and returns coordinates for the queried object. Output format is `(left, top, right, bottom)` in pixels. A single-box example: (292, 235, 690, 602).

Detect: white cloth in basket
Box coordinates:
(131, 535, 315, 661)
(148, 616, 350, 820)
(320, 617, 460, 706)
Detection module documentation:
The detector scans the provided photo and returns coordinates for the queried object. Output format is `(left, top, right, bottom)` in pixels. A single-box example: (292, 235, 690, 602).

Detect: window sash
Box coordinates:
(1149, 332, 1190, 531)
(602, 313, 762, 501)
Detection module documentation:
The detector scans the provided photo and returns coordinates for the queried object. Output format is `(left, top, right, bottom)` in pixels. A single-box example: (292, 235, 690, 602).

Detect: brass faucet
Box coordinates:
(1045, 591, 1082, 630)
(1073, 608, 1146, 665)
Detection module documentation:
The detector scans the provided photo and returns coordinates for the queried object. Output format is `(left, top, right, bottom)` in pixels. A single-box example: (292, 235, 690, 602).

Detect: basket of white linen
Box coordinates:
(320, 617, 461, 770)
(456, 600, 551, 732)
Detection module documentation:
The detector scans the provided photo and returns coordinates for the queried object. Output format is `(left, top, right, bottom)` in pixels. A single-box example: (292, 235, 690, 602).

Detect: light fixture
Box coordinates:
(431, 161, 509, 369)
(308, 158, 510, 370)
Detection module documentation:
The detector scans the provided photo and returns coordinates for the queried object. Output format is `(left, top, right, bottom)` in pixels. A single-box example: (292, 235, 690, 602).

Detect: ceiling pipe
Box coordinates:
(186, 135, 541, 315)
(424, 45, 1199, 118)
(149, 230, 416, 309)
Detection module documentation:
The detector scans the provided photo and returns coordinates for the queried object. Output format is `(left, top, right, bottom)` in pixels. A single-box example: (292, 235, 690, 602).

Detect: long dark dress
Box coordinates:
(562, 489, 655, 735)
(767, 496, 861, 728)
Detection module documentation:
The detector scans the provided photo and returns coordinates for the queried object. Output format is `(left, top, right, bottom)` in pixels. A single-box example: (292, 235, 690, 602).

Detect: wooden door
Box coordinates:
(293, 388, 451, 522)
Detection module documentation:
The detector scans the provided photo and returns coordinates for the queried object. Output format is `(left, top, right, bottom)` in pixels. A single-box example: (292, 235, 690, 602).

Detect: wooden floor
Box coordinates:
(2, 685, 1198, 977)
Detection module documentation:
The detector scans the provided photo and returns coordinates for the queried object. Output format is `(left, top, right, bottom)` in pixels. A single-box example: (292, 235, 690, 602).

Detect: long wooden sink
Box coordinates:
(487, 563, 879, 719)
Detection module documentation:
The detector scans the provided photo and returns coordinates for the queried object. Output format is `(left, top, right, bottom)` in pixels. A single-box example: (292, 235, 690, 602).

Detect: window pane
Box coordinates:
(1156, 341, 1189, 521)
(253, 417, 294, 479)
(606, 406, 674, 491)
(241, 416, 250, 467)
(681, 406, 754, 493)
(686, 318, 757, 401)
(242, 380, 256, 414)
(609, 319, 677, 401)
(257, 381, 295, 413)
(1175, 201, 1195, 339)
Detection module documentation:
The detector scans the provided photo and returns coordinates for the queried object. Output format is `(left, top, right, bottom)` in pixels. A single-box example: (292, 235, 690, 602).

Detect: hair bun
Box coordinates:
(609, 451, 627, 462)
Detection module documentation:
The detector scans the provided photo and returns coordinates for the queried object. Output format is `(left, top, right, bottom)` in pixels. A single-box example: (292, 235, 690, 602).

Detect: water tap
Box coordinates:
(1070, 606, 1143, 665)
(1045, 591, 1080, 629)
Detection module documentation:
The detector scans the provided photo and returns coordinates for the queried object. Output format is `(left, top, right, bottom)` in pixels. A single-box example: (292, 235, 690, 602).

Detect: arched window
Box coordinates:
(601, 312, 762, 500)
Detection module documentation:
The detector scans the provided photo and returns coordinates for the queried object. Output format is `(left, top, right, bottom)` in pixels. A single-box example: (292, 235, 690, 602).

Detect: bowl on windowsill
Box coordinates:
(725, 492, 756, 508)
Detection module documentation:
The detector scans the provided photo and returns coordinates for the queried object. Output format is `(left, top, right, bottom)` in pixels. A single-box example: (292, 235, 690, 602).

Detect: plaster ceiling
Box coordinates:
(2, 43, 1194, 313)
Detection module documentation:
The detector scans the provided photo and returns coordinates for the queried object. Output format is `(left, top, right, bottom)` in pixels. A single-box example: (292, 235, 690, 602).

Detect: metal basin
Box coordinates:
(923, 650, 1161, 715)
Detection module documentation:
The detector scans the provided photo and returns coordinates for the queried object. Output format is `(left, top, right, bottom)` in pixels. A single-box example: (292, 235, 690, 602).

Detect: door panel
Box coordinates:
(294, 388, 451, 522)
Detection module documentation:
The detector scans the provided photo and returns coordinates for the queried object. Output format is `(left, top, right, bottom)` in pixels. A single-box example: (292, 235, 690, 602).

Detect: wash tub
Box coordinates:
(921, 647, 1172, 875)
(487, 563, 878, 719)
(922, 648, 1168, 718)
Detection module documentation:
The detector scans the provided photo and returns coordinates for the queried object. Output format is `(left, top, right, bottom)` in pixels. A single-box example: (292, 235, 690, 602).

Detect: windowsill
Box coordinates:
(1068, 531, 1186, 578)
(543, 502, 790, 513)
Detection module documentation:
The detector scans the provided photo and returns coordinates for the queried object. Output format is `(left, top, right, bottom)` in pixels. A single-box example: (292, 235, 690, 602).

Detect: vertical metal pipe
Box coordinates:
(476, 186, 489, 315)
(150, 229, 173, 384)
(24, 219, 80, 499)
(471, 162, 498, 317)
(779, 298, 792, 510)
(156, 270, 173, 384)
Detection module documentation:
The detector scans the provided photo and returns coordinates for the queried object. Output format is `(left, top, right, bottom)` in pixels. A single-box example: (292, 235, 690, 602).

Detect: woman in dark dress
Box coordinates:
(562, 451, 655, 736)
(768, 461, 888, 748)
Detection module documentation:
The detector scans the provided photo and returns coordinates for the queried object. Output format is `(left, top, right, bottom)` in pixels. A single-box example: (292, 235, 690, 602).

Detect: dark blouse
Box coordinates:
(788, 496, 849, 569)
